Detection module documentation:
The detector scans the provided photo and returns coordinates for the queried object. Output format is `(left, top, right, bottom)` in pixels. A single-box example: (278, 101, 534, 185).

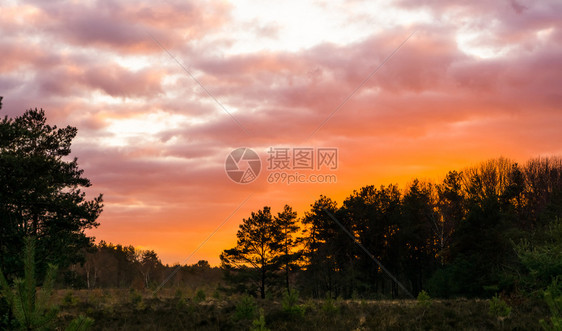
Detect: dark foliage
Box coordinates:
(0, 105, 103, 281)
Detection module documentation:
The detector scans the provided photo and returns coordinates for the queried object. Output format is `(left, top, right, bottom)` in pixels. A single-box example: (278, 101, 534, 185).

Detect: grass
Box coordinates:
(48, 288, 552, 330)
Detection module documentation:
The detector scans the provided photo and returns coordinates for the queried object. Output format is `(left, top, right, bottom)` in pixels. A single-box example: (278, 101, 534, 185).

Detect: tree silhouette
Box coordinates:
(216, 156, 562, 299)
(137, 249, 160, 288)
(0, 105, 103, 280)
(301, 196, 342, 298)
(340, 184, 402, 297)
(398, 179, 438, 295)
(220, 206, 283, 299)
(272, 205, 300, 294)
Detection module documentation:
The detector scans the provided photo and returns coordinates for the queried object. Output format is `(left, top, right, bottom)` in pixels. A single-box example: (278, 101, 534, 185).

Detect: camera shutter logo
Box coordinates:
(225, 148, 261, 184)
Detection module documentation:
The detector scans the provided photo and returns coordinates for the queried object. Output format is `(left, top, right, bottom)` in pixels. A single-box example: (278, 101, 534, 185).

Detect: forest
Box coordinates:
(1, 105, 561, 329)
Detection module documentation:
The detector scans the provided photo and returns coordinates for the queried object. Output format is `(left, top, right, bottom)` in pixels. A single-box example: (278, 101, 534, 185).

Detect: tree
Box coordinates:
(516, 217, 562, 293)
(440, 159, 521, 297)
(435, 171, 465, 264)
(300, 196, 345, 298)
(272, 205, 300, 294)
(0, 105, 103, 280)
(137, 249, 160, 288)
(398, 179, 438, 295)
(340, 184, 402, 297)
(0, 236, 93, 330)
(220, 207, 282, 299)
(524, 157, 562, 227)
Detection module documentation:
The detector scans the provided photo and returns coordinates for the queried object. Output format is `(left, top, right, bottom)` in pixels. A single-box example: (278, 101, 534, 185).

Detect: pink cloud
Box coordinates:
(2, 0, 561, 264)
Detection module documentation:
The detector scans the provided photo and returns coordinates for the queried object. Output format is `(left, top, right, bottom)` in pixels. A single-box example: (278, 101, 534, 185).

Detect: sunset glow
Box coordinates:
(2, 0, 561, 265)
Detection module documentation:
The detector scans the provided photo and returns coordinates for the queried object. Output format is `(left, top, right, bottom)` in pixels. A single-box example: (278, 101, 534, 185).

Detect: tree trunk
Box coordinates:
(261, 266, 266, 299)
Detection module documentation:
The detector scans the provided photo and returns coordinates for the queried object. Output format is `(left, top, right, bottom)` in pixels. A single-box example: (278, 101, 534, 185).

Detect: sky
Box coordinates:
(1, 0, 561, 265)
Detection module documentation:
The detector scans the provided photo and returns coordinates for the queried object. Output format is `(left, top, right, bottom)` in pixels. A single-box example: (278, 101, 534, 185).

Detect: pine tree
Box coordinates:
(0, 236, 94, 330)
(272, 205, 300, 294)
(220, 207, 283, 299)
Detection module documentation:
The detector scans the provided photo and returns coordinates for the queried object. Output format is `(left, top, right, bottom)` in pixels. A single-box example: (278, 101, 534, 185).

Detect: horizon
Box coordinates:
(1, 0, 561, 266)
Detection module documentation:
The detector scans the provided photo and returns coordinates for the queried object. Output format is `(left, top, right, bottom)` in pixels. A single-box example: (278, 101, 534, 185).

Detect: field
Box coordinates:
(49, 288, 550, 330)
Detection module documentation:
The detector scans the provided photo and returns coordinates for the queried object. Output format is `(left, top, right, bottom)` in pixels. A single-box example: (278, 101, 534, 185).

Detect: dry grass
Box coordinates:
(51, 289, 550, 330)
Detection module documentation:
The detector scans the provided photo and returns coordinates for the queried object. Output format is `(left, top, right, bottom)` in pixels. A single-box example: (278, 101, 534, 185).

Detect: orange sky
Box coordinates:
(1, 0, 561, 265)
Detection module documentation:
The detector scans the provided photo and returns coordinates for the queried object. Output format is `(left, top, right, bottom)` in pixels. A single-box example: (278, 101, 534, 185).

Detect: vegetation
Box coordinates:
(540, 278, 562, 330)
(0, 106, 103, 281)
(489, 294, 512, 319)
(219, 158, 562, 301)
(1, 103, 561, 329)
(0, 237, 93, 330)
(4, 292, 547, 330)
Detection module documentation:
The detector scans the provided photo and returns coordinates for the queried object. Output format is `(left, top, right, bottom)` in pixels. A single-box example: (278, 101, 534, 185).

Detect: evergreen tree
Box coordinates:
(0, 106, 103, 280)
(272, 205, 300, 294)
(220, 207, 282, 299)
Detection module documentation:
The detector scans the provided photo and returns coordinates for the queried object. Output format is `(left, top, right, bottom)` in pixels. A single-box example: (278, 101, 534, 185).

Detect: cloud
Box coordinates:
(1, 0, 561, 264)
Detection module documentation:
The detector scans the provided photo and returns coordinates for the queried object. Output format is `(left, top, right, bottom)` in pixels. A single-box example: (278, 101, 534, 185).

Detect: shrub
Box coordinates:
(322, 295, 338, 314)
(194, 289, 206, 303)
(540, 277, 562, 330)
(282, 290, 305, 318)
(66, 315, 94, 331)
(489, 294, 512, 319)
(235, 294, 257, 321)
(250, 309, 269, 331)
(129, 289, 144, 310)
(63, 291, 79, 307)
(0, 237, 93, 330)
(417, 290, 431, 309)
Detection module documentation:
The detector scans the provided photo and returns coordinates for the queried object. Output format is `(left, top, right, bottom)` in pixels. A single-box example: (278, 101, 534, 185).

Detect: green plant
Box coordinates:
(0, 291, 18, 329)
(540, 277, 562, 330)
(66, 315, 94, 331)
(282, 290, 305, 318)
(235, 294, 257, 320)
(129, 289, 144, 310)
(250, 309, 269, 331)
(63, 291, 78, 307)
(194, 289, 206, 303)
(417, 290, 432, 309)
(173, 288, 187, 309)
(0, 237, 93, 330)
(322, 295, 338, 314)
(489, 294, 512, 319)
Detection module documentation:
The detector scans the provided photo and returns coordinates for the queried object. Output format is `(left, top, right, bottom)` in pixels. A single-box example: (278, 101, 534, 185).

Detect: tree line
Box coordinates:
(1, 104, 561, 302)
(66, 241, 220, 290)
(221, 157, 562, 299)
(0, 105, 221, 292)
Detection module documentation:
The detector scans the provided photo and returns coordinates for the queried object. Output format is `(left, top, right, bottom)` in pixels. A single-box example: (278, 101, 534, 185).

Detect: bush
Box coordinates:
(63, 291, 79, 307)
(194, 289, 206, 303)
(489, 294, 512, 319)
(282, 290, 305, 318)
(540, 277, 562, 330)
(322, 295, 338, 314)
(0, 237, 93, 330)
(235, 294, 257, 321)
(0, 296, 17, 330)
(417, 290, 431, 309)
(129, 289, 144, 309)
(251, 308, 269, 331)
(66, 315, 94, 331)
